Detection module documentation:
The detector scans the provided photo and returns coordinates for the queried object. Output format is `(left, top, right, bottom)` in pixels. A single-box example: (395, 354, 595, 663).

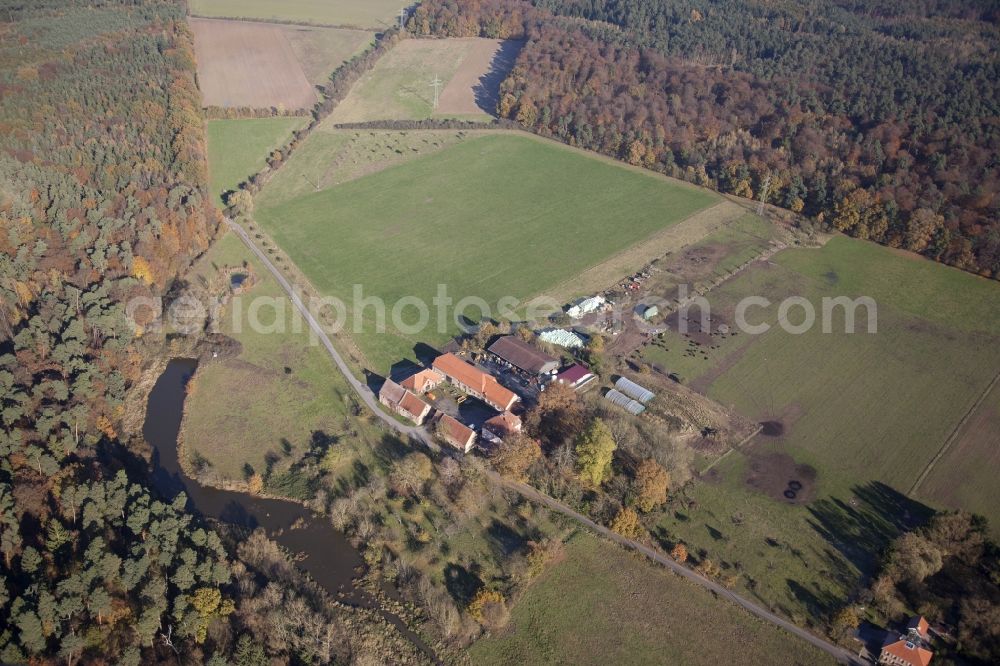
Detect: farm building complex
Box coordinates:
(378, 379, 432, 425)
(432, 353, 519, 411)
(482, 411, 523, 445)
(434, 413, 477, 453)
(488, 336, 560, 376)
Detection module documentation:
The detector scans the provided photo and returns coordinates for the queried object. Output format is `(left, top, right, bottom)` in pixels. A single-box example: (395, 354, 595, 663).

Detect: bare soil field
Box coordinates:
(744, 451, 819, 505)
(191, 19, 371, 109)
(437, 39, 524, 116)
(189, 0, 400, 29)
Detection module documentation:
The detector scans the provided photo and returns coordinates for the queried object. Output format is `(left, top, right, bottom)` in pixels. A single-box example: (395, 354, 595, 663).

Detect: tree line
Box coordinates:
(409, 0, 1000, 278)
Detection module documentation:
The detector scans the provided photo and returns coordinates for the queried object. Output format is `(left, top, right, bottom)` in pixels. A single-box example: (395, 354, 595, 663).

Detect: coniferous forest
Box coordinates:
(0, 2, 423, 663)
(410, 0, 1000, 278)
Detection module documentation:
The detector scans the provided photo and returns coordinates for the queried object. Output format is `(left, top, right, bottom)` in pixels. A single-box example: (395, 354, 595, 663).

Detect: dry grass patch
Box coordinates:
(191, 18, 372, 109)
(469, 531, 837, 665)
(330, 38, 519, 122)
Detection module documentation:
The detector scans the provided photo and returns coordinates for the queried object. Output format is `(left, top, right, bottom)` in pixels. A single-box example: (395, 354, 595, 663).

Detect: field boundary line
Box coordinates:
(908, 368, 1000, 497)
(699, 425, 763, 475)
(189, 14, 378, 31)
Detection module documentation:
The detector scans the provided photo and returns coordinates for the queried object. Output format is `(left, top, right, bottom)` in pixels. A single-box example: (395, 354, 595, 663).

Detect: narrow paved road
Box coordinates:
(224, 217, 434, 449)
(226, 217, 862, 665)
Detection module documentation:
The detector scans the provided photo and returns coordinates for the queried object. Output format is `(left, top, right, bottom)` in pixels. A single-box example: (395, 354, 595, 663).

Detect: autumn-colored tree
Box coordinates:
(188, 587, 235, 643)
(633, 459, 670, 512)
(490, 432, 542, 481)
(247, 473, 264, 495)
(525, 538, 565, 578)
(696, 559, 721, 578)
(905, 208, 945, 253)
(227, 189, 254, 217)
(574, 418, 616, 486)
(526, 381, 583, 447)
(609, 506, 643, 540)
(473, 320, 500, 350)
(498, 92, 517, 118)
(670, 543, 688, 563)
(130, 256, 155, 285)
(468, 589, 509, 629)
(515, 96, 538, 127)
(627, 140, 646, 165)
(95, 415, 117, 440)
(886, 532, 944, 584)
(830, 605, 861, 639)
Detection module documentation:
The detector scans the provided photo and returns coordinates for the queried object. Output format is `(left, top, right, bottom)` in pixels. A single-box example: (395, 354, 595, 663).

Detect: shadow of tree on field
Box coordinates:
(485, 519, 526, 560)
(444, 563, 482, 606)
(807, 481, 933, 579)
(473, 40, 525, 115)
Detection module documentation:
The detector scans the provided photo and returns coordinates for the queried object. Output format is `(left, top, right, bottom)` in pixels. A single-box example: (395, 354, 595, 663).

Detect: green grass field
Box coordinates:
(329, 39, 485, 123)
(258, 128, 476, 206)
(470, 531, 836, 665)
(642, 236, 1000, 624)
(181, 232, 385, 483)
(651, 236, 1000, 493)
(189, 0, 401, 28)
(207, 117, 306, 206)
(918, 378, 1000, 532)
(254, 132, 718, 368)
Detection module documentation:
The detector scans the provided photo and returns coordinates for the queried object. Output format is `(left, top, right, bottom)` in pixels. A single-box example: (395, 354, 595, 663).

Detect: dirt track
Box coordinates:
(191, 18, 317, 109)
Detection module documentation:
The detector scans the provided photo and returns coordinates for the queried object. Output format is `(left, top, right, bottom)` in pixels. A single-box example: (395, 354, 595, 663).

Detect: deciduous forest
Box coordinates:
(410, 0, 1000, 278)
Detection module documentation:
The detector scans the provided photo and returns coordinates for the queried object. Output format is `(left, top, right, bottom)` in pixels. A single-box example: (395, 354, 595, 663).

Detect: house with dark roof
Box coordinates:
(879, 616, 933, 666)
(431, 353, 519, 411)
(378, 379, 432, 425)
(487, 336, 560, 376)
(481, 411, 522, 445)
(435, 413, 476, 453)
(555, 364, 597, 391)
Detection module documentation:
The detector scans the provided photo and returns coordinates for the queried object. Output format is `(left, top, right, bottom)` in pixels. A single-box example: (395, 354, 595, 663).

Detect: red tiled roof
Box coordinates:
(432, 353, 518, 410)
(398, 391, 431, 421)
(437, 414, 475, 449)
(907, 617, 930, 641)
(484, 411, 522, 439)
(400, 368, 441, 394)
(483, 382, 518, 412)
(881, 640, 933, 666)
